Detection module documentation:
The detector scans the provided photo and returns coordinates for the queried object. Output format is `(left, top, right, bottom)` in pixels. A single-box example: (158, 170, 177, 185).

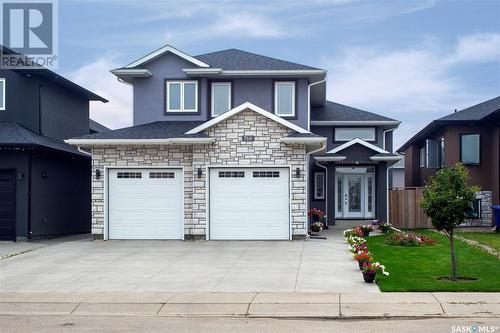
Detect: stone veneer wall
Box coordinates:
(192, 110, 307, 239)
(90, 145, 194, 238)
(463, 190, 493, 227)
(90, 109, 308, 239)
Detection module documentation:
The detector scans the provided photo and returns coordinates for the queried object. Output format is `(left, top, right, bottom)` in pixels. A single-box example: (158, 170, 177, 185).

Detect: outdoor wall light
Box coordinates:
(41, 171, 48, 178)
(95, 169, 101, 180)
(197, 168, 202, 178)
(295, 168, 300, 178)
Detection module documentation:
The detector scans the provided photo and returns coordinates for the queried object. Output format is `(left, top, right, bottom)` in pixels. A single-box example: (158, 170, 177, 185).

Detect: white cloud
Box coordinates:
(323, 33, 500, 149)
(67, 58, 132, 129)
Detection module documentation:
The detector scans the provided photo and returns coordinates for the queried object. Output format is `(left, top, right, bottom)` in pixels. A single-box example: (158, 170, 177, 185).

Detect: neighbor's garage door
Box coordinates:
(209, 168, 289, 240)
(108, 169, 183, 239)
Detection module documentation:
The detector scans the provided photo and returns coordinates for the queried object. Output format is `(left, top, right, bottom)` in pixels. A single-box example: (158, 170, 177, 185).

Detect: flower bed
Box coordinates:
(385, 231, 436, 247)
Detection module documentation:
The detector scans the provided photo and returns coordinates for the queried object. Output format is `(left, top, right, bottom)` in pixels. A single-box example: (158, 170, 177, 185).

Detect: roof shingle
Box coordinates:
(311, 101, 398, 122)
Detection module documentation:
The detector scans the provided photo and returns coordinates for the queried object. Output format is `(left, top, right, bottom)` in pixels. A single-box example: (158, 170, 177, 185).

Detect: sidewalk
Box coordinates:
(1, 292, 498, 319)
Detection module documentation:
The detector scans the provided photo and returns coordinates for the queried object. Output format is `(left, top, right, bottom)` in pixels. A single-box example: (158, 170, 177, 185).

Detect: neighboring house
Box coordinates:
(389, 157, 405, 189)
(0, 47, 108, 241)
(398, 96, 500, 227)
(67, 45, 400, 241)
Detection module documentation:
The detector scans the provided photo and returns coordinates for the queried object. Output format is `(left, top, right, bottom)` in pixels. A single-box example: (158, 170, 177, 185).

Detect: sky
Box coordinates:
(60, 0, 500, 149)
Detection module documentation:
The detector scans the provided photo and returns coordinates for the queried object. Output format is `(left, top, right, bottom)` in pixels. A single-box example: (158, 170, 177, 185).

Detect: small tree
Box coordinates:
(421, 164, 478, 281)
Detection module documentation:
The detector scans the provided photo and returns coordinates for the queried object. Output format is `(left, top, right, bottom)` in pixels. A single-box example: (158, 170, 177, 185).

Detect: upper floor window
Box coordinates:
(0, 78, 5, 110)
(274, 81, 295, 116)
(419, 146, 425, 168)
(335, 128, 375, 141)
(166, 80, 197, 112)
(460, 134, 480, 165)
(211, 82, 231, 117)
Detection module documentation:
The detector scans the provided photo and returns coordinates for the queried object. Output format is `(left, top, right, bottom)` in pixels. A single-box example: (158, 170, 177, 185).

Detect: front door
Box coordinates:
(344, 175, 363, 218)
(335, 167, 375, 219)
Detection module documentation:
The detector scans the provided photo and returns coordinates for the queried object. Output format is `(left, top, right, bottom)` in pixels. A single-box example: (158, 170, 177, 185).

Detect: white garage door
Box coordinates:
(108, 168, 183, 239)
(209, 168, 290, 240)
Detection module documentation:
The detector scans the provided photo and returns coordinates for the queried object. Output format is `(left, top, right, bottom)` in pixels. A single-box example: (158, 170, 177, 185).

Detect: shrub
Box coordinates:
(311, 222, 324, 232)
(379, 222, 392, 233)
(385, 231, 436, 247)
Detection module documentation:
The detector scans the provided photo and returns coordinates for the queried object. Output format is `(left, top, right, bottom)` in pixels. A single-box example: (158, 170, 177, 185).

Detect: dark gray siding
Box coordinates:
(0, 151, 29, 239)
(0, 70, 40, 132)
(40, 83, 89, 139)
(30, 151, 90, 237)
(132, 53, 309, 129)
(310, 125, 390, 151)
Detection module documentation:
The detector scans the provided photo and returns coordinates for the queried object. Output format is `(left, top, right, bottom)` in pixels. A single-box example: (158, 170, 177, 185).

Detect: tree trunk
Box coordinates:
(449, 229, 457, 281)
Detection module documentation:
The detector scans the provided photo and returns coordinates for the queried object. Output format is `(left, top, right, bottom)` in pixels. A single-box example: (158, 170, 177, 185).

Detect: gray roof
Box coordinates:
(0, 122, 86, 156)
(195, 49, 321, 71)
(398, 96, 500, 152)
(438, 96, 500, 121)
(89, 119, 110, 133)
(72, 121, 207, 140)
(311, 101, 398, 122)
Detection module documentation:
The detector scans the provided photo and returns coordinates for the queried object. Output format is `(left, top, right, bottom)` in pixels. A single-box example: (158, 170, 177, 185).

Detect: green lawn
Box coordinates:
(365, 230, 500, 292)
(456, 231, 500, 252)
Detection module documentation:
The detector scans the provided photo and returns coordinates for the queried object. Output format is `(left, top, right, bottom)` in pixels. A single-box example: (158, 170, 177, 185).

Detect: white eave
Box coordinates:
(65, 138, 216, 146)
(124, 45, 210, 68)
(110, 69, 152, 78)
(280, 137, 327, 144)
(327, 138, 389, 154)
(311, 120, 401, 126)
(185, 102, 310, 135)
(183, 69, 326, 77)
(370, 155, 403, 161)
(315, 156, 347, 162)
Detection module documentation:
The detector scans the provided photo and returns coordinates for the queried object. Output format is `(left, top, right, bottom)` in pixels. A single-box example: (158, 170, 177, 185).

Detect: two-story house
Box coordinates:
(67, 45, 400, 241)
(0, 47, 108, 241)
(398, 96, 500, 227)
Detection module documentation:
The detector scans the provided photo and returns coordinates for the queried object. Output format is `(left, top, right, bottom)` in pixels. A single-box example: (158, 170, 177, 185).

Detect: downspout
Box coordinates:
(383, 126, 398, 223)
(307, 79, 326, 131)
(77, 146, 92, 157)
(27, 153, 32, 240)
(306, 141, 326, 232)
(314, 158, 328, 227)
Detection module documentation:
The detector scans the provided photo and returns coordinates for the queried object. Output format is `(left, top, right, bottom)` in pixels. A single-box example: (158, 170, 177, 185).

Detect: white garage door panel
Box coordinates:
(108, 169, 183, 239)
(210, 168, 289, 240)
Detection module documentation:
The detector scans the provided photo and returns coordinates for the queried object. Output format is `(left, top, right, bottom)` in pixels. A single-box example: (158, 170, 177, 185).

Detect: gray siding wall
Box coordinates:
(40, 83, 89, 140)
(0, 70, 40, 132)
(132, 53, 309, 129)
(310, 125, 392, 151)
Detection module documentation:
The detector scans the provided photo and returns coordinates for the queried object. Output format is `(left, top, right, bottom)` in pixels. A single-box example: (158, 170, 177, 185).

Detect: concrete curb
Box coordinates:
(1, 292, 499, 319)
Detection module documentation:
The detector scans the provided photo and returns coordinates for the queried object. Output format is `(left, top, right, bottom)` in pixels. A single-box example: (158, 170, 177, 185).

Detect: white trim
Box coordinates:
(327, 138, 389, 154)
(206, 165, 292, 241)
(274, 81, 295, 117)
(0, 78, 5, 110)
(370, 155, 403, 161)
(103, 166, 185, 241)
(211, 82, 232, 117)
(65, 138, 215, 146)
(334, 127, 376, 142)
(311, 120, 401, 126)
(183, 68, 222, 75)
(166, 80, 198, 113)
(420, 146, 426, 168)
(382, 128, 396, 151)
(281, 137, 326, 144)
(314, 172, 325, 200)
(110, 69, 152, 77)
(314, 156, 346, 162)
(124, 45, 210, 68)
(183, 69, 326, 76)
(185, 102, 310, 135)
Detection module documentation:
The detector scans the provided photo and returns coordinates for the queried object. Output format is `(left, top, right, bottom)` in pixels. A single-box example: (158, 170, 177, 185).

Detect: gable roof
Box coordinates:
(327, 138, 389, 154)
(0, 122, 87, 156)
(124, 44, 210, 68)
(311, 101, 399, 125)
(194, 49, 322, 71)
(185, 102, 310, 135)
(398, 96, 500, 152)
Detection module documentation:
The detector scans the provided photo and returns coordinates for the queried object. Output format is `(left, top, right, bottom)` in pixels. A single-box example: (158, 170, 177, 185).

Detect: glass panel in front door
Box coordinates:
(348, 176, 362, 213)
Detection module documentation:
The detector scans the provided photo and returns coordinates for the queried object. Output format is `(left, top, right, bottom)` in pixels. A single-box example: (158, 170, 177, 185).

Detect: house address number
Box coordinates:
(241, 135, 255, 142)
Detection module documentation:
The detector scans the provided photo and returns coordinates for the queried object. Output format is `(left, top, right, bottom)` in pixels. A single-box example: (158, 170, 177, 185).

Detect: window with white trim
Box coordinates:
(314, 172, 325, 199)
(211, 82, 231, 116)
(0, 78, 5, 110)
(166, 80, 198, 112)
(274, 81, 295, 116)
(335, 128, 375, 141)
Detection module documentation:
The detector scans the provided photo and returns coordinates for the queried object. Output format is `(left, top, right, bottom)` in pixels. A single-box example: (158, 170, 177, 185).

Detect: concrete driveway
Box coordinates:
(0, 229, 379, 293)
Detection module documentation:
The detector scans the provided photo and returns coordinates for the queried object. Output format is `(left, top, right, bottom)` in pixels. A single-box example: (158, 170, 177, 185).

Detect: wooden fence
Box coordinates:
(389, 187, 433, 229)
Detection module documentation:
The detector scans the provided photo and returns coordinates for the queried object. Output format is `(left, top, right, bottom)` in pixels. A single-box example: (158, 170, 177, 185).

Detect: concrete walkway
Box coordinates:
(0, 292, 498, 319)
(0, 227, 379, 293)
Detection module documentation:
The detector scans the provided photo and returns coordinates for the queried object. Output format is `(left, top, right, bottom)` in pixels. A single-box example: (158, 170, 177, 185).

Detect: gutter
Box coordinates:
(65, 137, 216, 146)
(280, 137, 326, 144)
(311, 120, 401, 126)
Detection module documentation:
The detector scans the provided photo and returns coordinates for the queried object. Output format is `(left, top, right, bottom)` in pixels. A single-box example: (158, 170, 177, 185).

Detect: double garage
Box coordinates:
(107, 167, 291, 240)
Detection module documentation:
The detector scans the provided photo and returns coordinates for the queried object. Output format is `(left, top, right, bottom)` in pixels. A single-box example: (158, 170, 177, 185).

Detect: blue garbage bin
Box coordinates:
(490, 205, 500, 232)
